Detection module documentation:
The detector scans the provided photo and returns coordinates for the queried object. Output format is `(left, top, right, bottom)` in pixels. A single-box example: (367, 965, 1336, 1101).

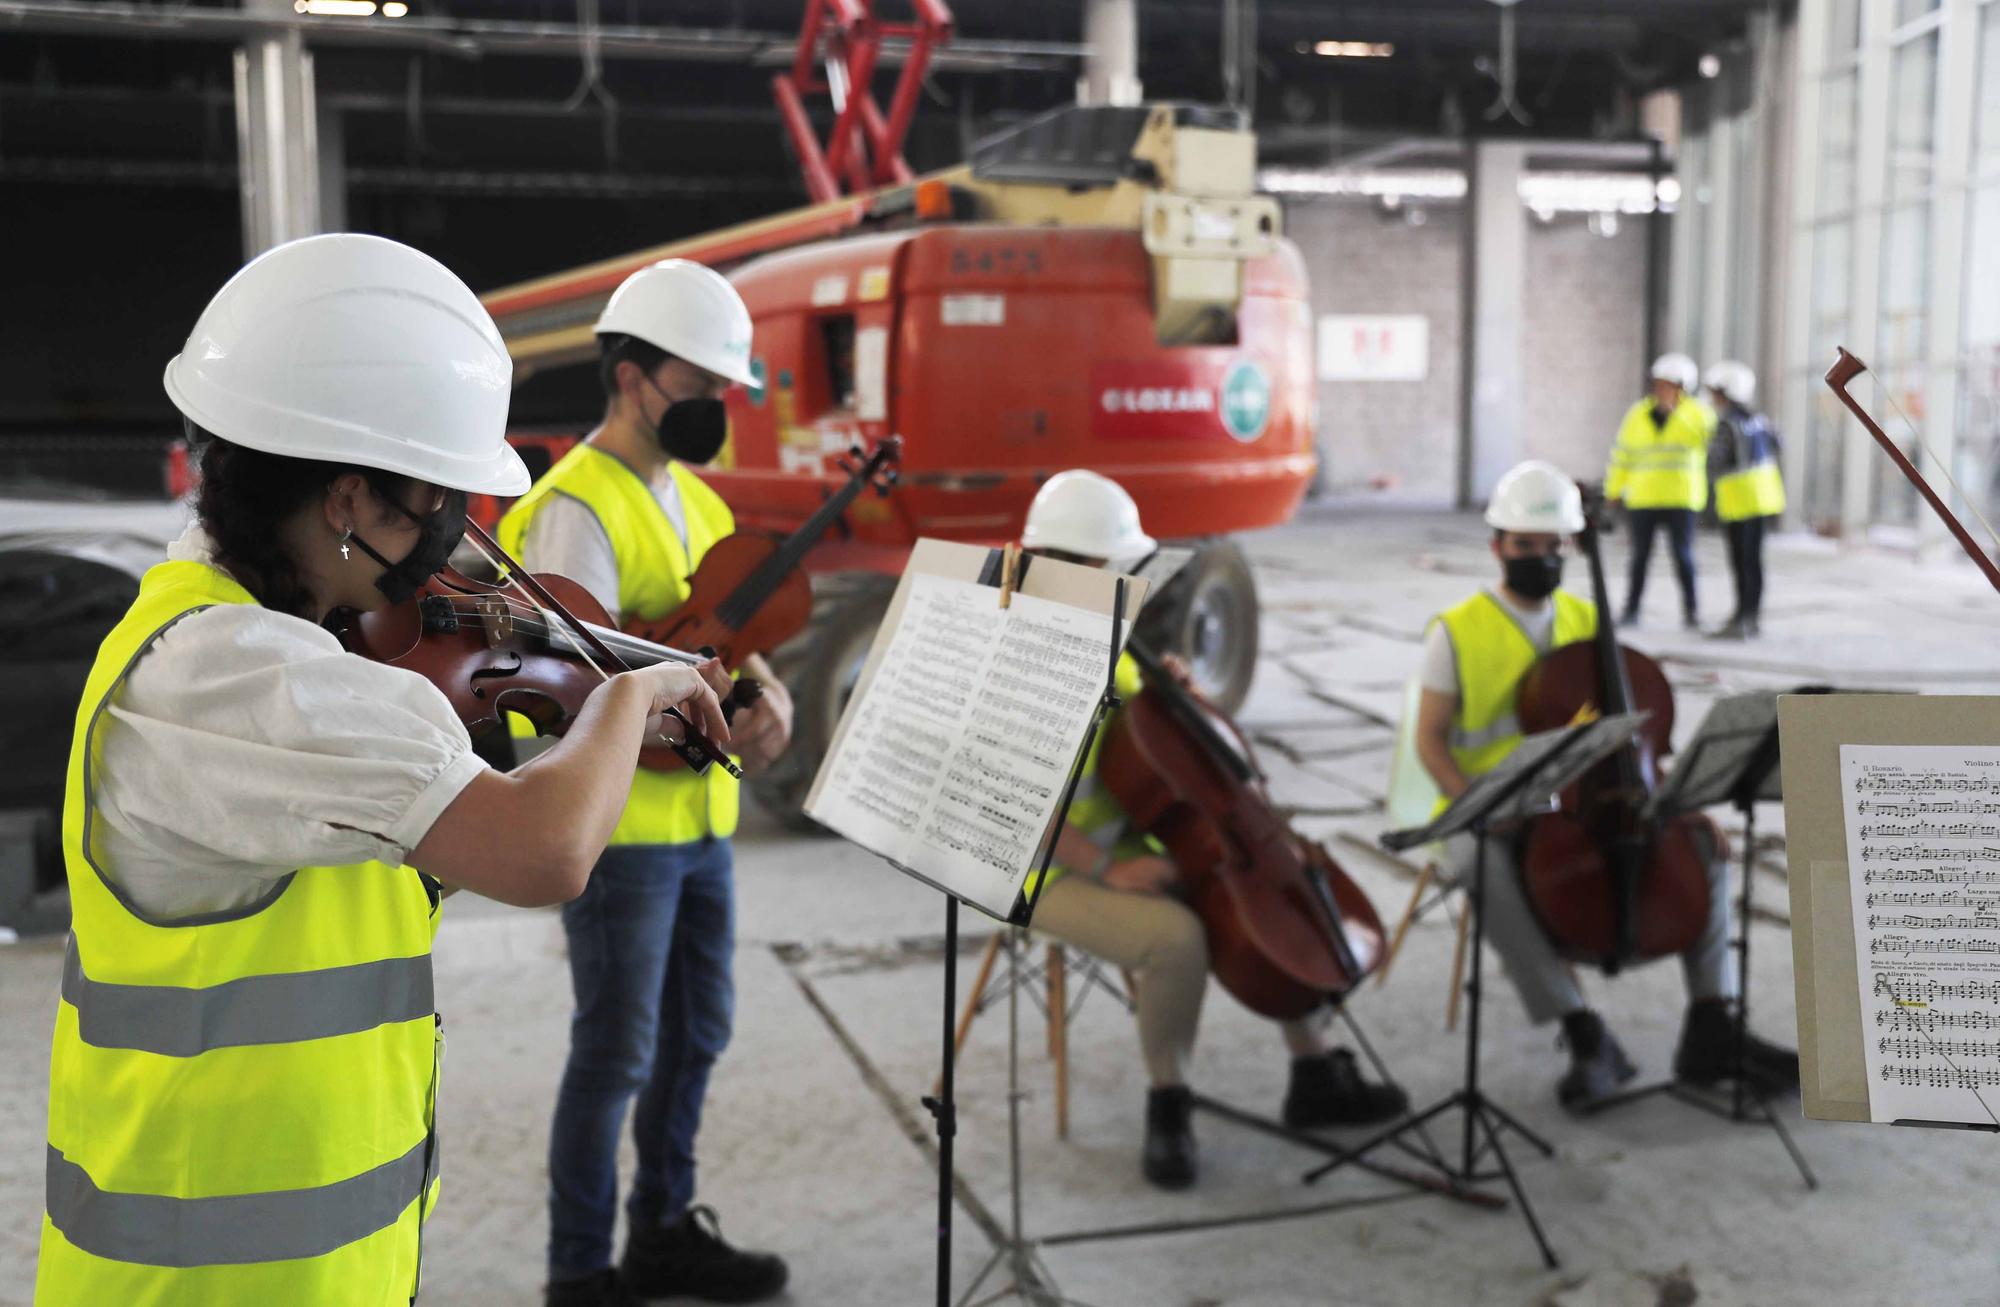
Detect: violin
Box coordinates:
(328, 520, 749, 777)
(1513, 485, 1716, 973)
(625, 439, 900, 668)
(1097, 637, 1384, 1019)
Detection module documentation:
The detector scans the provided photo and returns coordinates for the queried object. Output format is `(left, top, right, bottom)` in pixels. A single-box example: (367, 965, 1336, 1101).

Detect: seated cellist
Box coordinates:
(1021, 470, 1405, 1191)
(1411, 460, 1798, 1113)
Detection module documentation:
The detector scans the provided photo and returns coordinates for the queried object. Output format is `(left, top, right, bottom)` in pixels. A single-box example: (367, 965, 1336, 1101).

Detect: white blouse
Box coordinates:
(87, 526, 489, 919)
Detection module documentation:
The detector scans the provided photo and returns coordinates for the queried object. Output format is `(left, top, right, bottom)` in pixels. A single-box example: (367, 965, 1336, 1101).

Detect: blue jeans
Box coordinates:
(547, 839, 736, 1279)
(1623, 507, 1698, 620)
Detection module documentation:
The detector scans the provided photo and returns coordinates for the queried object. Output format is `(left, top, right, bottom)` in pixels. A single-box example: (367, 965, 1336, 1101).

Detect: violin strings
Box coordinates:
(1876, 378, 2000, 556)
(455, 537, 701, 755)
(463, 535, 615, 687)
(428, 595, 690, 667)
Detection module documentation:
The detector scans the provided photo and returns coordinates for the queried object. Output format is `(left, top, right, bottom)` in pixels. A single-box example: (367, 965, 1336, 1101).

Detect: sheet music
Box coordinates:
(808, 572, 1116, 918)
(1842, 744, 2000, 1124)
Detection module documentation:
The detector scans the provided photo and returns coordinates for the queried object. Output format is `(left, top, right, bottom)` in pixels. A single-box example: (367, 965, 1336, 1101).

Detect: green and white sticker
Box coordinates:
(1220, 360, 1270, 442)
(747, 356, 768, 407)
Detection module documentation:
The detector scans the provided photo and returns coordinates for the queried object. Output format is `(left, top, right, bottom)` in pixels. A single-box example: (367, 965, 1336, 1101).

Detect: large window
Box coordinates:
(1873, 30, 1940, 526)
(1960, 4, 2000, 532)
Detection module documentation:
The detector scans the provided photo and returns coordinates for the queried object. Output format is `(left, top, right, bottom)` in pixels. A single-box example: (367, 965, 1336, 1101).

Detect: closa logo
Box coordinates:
(1100, 386, 1214, 415)
(1221, 360, 1271, 441)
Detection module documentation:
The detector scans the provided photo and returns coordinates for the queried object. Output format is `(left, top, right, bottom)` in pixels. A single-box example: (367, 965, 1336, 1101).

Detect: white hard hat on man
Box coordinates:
(1021, 470, 1158, 566)
(1486, 459, 1586, 535)
(595, 258, 758, 388)
(1649, 352, 1701, 395)
(1702, 359, 1757, 407)
(162, 232, 528, 495)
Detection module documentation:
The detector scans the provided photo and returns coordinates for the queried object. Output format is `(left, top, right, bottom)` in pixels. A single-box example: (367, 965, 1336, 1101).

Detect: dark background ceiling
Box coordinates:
(0, 0, 1766, 467)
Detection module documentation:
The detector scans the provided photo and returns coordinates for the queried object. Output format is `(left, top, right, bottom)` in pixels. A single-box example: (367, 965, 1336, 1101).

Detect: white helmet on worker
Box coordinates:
(1021, 470, 1157, 566)
(163, 233, 528, 496)
(594, 258, 758, 388)
(1650, 352, 1701, 395)
(1486, 460, 1587, 535)
(1703, 359, 1757, 407)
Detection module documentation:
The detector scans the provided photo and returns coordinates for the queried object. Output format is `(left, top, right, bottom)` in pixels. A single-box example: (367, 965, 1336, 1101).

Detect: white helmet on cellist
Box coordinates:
(1021, 470, 1157, 566)
(594, 259, 758, 388)
(1486, 460, 1587, 534)
(164, 233, 527, 495)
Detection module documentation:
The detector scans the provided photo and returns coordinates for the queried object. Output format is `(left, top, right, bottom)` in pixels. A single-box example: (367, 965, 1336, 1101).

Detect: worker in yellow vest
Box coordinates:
(1021, 470, 1406, 1191)
(1412, 460, 1796, 1113)
(38, 234, 729, 1307)
(1606, 352, 1713, 629)
(1703, 360, 1785, 640)
(498, 260, 792, 1307)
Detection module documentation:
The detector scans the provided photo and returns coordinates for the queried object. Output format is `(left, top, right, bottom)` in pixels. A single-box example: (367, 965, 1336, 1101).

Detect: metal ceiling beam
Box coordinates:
(0, 154, 797, 196)
(0, 2, 1086, 71)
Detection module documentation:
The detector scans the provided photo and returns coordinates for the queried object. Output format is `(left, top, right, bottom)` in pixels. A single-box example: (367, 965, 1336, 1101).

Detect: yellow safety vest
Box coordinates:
(498, 443, 740, 845)
(1433, 589, 1598, 785)
(1025, 652, 1147, 899)
(39, 560, 443, 1307)
(1715, 461, 1785, 522)
(1605, 397, 1712, 511)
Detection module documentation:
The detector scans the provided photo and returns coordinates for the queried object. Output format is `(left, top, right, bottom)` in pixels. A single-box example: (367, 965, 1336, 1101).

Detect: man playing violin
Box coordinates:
(499, 260, 792, 1307)
(1021, 470, 1407, 1191)
(1411, 459, 1798, 1113)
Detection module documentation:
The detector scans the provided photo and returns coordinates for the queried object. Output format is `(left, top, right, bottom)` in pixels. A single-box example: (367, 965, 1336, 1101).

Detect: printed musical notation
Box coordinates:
(808, 571, 1123, 919)
(1844, 744, 2000, 1125)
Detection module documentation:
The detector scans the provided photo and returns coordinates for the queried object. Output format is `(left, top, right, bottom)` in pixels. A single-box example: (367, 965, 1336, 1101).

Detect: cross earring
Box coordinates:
(339, 529, 352, 562)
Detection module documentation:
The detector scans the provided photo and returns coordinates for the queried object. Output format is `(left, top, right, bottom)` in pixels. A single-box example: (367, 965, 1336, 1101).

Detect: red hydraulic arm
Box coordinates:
(772, 0, 952, 204)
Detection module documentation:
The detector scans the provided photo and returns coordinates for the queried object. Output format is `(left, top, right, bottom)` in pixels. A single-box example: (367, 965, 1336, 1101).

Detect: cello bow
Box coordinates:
(1824, 347, 2000, 594)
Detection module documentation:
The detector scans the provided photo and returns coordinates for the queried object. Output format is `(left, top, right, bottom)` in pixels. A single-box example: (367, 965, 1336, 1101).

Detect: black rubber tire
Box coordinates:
(746, 575, 896, 834)
(1136, 539, 1260, 715)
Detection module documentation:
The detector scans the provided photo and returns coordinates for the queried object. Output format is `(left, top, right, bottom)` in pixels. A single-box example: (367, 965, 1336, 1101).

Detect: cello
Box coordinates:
(1513, 485, 1716, 973)
(1097, 637, 1384, 1020)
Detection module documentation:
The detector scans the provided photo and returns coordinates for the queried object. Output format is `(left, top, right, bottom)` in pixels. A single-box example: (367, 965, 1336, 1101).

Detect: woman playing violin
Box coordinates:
(35, 234, 729, 1307)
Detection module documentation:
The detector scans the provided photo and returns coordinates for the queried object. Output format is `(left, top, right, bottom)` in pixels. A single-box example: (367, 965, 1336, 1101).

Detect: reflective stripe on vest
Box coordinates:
(40, 560, 441, 1303)
(1715, 460, 1786, 521)
(498, 444, 740, 845)
(1604, 398, 1712, 511)
(63, 935, 434, 1057)
(1435, 590, 1598, 782)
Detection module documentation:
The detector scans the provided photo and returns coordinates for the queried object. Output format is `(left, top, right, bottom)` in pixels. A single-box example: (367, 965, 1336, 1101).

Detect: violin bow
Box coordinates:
(460, 518, 742, 778)
(1824, 347, 2000, 594)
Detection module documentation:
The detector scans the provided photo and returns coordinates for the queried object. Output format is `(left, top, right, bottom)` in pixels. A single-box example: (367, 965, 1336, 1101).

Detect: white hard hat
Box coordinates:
(1650, 352, 1700, 394)
(1485, 460, 1586, 534)
(594, 259, 757, 388)
(1703, 359, 1757, 406)
(164, 233, 527, 496)
(1020, 470, 1157, 566)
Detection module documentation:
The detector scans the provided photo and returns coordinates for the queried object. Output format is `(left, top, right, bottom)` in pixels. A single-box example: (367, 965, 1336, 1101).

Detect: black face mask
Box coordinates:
(644, 376, 729, 465)
(349, 487, 468, 604)
(1503, 553, 1564, 600)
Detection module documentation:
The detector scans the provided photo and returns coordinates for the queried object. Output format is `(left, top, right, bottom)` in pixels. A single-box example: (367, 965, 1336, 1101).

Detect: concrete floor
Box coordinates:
(4, 505, 1998, 1307)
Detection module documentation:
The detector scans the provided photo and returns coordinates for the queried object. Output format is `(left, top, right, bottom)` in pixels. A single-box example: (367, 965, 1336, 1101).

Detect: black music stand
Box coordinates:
(1300, 712, 1654, 1271)
(1574, 691, 1820, 1189)
(916, 562, 1127, 1307)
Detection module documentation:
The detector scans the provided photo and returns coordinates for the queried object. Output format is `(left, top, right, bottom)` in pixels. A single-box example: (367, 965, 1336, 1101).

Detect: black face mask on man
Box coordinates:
(643, 375, 729, 465)
(1502, 552, 1564, 601)
(347, 485, 469, 604)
